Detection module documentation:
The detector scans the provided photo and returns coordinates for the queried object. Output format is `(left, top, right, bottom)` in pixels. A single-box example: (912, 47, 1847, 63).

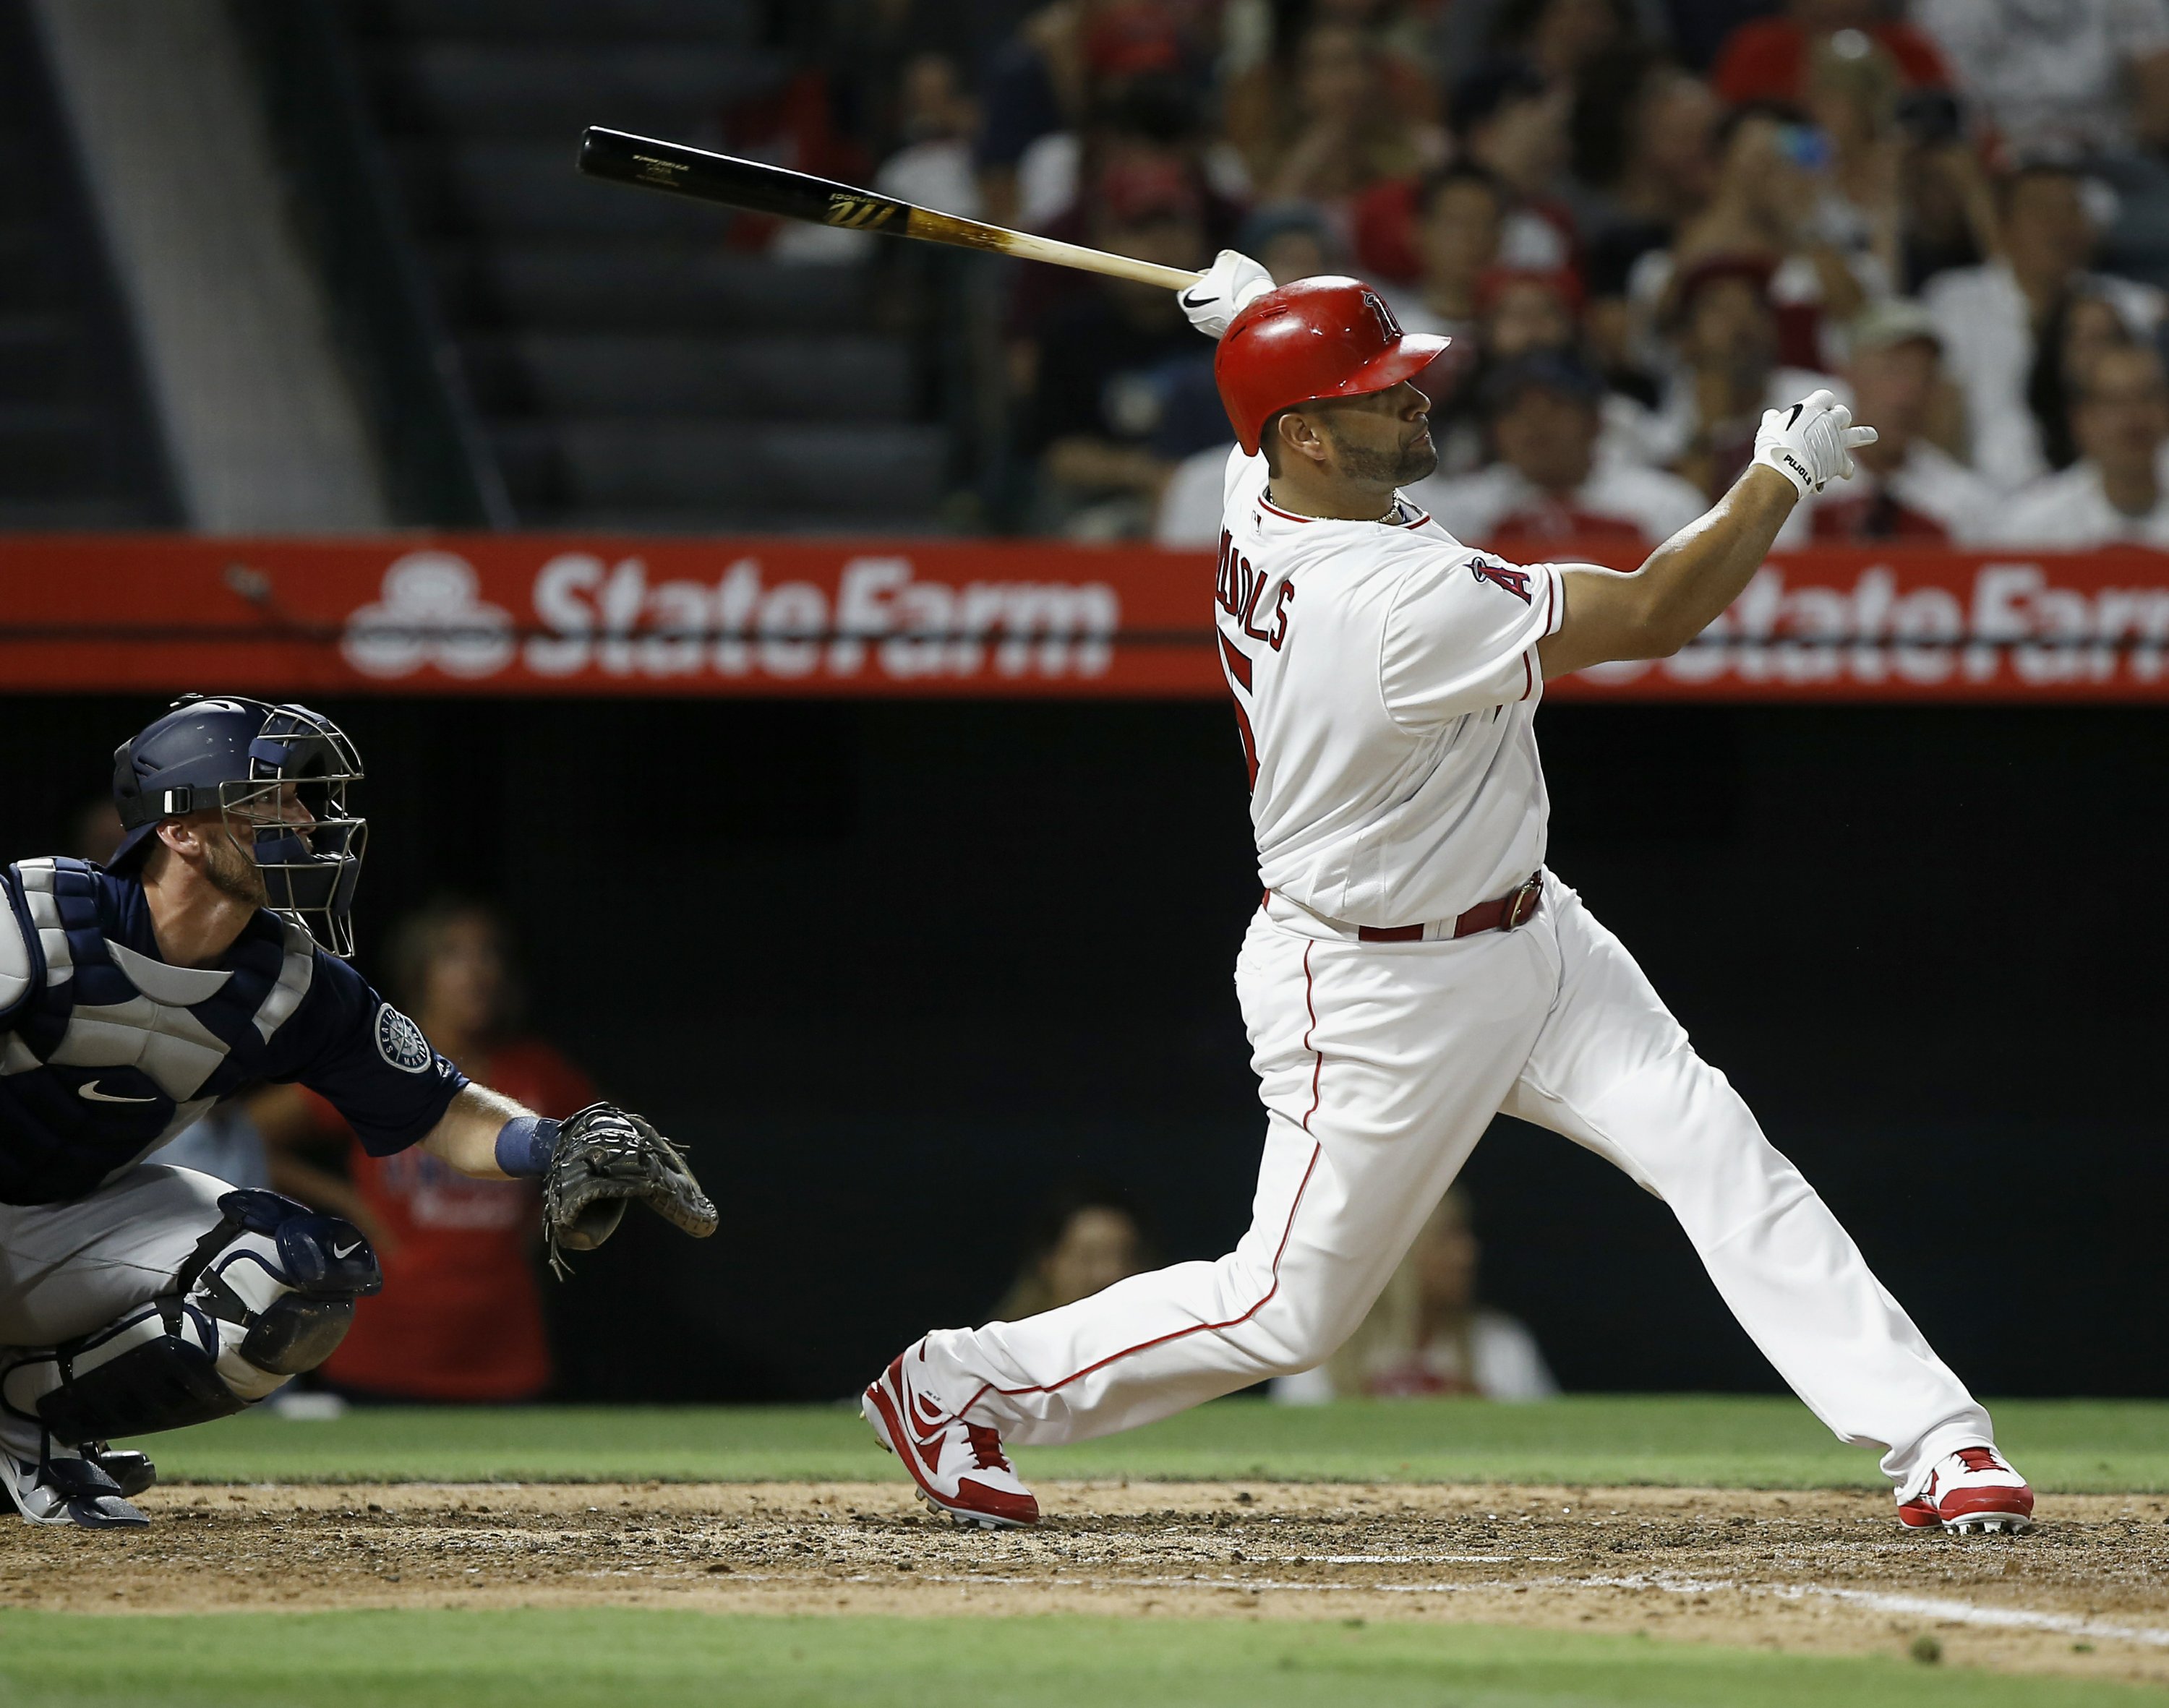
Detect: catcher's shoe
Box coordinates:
(1, 1448, 149, 1529)
(863, 1346, 1039, 1529)
(85, 1444, 156, 1500)
(1897, 1446, 2034, 1534)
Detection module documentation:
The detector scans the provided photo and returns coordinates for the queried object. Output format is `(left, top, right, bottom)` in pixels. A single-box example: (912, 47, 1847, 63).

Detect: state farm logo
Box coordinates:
(339, 552, 1120, 682)
(1582, 562, 2169, 687)
(341, 552, 515, 678)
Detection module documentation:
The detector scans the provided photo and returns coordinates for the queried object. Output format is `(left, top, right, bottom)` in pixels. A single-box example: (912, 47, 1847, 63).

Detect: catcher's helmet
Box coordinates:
(1214, 276, 1451, 456)
(111, 696, 367, 957)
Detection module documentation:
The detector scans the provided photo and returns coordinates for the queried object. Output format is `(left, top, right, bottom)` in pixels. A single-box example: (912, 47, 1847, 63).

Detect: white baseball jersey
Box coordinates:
(1211, 448, 1565, 929)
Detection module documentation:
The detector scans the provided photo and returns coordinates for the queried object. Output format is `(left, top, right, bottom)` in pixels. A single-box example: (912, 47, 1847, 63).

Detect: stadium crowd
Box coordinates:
(754, 0, 2169, 548)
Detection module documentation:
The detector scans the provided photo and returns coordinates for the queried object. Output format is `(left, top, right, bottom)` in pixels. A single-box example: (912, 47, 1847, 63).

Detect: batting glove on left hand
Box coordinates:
(1178, 249, 1275, 340)
(1753, 388, 1878, 497)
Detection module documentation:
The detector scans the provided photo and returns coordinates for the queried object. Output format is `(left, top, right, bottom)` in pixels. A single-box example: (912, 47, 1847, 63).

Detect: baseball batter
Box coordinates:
(864, 257, 2033, 1537)
(0, 696, 714, 1528)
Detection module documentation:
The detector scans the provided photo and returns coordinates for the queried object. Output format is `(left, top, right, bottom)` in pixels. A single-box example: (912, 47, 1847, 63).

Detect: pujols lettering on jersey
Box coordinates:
(1211, 447, 1566, 932)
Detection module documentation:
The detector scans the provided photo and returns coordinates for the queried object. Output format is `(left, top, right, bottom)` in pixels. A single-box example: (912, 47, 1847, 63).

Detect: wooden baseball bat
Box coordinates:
(577, 126, 1202, 291)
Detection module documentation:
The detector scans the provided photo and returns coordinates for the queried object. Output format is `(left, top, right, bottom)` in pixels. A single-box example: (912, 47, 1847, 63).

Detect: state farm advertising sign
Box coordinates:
(0, 535, 2165, 701)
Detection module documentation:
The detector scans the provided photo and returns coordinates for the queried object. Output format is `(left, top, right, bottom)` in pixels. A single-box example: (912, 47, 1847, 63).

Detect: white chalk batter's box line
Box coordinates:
(646, 1563, 2169, 1649)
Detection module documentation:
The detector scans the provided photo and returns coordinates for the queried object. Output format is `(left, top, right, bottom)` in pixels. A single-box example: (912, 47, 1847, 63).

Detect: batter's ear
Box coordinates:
(1277, 408, 1330, 469)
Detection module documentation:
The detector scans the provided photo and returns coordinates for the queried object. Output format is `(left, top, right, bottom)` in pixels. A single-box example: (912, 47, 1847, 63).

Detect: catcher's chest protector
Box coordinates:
(0, 858, 315, 1205)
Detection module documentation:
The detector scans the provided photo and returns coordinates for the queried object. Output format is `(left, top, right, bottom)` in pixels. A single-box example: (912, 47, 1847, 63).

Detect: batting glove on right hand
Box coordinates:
(1178, 249, 1275, 340)
(1753, 388, 1878, 497)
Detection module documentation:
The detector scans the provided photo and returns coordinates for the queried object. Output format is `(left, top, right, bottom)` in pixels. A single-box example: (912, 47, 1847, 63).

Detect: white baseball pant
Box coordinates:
(0, 1164, 234, 1461)
(915, 875, 1992, 1495)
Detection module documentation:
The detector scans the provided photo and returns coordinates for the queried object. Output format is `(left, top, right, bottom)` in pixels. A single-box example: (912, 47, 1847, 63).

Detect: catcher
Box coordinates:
(0, 696, 714, 1527)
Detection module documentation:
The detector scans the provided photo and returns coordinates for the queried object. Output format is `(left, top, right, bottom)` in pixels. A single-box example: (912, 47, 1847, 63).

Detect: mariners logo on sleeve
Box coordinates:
(1471, 559, 1534, 602)
(375, 1003, 435, 1073)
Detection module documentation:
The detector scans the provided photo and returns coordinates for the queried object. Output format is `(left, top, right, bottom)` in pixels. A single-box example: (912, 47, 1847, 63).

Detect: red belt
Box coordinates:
(1359, 872, 1544, 941)
(1260, 873, 1545, 942)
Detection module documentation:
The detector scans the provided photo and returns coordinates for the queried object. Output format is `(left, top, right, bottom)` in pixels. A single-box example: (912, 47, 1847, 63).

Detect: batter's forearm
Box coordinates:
(1628, 465, 1797, 654)
(419, 1082, 535, 1180)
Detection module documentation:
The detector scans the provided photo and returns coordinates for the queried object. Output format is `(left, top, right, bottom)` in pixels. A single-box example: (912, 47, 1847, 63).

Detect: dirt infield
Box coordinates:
(4, 1482, 2165, 1686)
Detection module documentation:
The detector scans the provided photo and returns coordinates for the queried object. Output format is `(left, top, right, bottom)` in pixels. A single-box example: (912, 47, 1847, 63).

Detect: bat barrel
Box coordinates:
(577, 126, 904, 231)
(576, 126, 1197, 290)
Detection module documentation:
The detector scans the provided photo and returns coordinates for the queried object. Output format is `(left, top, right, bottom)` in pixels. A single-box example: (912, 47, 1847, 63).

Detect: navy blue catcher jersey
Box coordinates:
(0, 857, 468, 1205)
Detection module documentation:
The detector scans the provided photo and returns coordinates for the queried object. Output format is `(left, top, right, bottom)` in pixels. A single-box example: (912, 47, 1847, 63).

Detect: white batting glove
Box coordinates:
(1178, 249, 1275, 340)
(1753, 389, 1878, 497)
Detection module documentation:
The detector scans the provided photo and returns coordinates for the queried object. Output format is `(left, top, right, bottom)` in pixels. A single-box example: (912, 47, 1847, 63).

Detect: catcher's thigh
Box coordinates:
(0, 1169, 381, 1452)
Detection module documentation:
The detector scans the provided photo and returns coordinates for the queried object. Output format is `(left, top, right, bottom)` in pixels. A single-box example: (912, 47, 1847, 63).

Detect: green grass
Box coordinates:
(0, 1610, 2152, 1708)
(143, 1396, 2169, 1492)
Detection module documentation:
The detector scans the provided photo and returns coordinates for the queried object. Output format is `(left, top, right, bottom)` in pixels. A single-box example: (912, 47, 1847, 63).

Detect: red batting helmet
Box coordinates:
(1214, 277, 1450, 457)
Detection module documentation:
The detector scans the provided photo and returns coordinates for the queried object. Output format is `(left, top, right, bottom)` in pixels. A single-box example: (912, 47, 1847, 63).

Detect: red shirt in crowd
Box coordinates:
(316, 1039, 595, 1402)
(1713, 20, 1951, 107)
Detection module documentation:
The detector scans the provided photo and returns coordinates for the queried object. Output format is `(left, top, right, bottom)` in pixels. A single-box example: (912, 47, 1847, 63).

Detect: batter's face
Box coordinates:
(1306, 382, 1439, 489)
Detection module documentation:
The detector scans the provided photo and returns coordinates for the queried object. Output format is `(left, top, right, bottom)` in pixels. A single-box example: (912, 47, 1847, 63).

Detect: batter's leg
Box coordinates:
(909, 907, 1554, 1445)
(1499, 878, 1993, 1498)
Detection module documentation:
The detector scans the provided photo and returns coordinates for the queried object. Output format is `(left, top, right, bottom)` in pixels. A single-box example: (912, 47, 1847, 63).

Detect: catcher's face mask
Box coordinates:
(221, 707, 368, 958)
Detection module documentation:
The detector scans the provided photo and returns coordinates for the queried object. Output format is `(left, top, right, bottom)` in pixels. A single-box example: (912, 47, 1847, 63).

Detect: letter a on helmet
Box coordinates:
(1213, 277, 1452, 455)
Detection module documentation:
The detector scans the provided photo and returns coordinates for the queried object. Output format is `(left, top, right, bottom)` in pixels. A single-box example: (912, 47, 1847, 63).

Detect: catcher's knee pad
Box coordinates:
(0, 1189, 381, 1447)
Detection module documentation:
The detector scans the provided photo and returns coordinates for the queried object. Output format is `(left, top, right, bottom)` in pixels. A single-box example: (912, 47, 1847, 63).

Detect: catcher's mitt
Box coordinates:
(542, 1102, 717, 1277)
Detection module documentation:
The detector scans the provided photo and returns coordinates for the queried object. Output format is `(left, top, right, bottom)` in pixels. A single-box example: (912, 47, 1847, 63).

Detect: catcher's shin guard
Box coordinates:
(0, 1189, 382, 1449)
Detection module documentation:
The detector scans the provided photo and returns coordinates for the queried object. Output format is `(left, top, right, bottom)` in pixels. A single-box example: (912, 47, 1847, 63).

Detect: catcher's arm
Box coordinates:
(420, 1083, 532, 1178)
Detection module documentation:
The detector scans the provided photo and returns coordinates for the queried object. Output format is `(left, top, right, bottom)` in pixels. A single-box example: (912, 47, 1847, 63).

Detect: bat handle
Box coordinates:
(987, 226, 1203, 292)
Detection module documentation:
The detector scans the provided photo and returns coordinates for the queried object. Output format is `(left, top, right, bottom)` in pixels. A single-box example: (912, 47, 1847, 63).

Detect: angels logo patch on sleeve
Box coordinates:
(1470, 558, 1534, 602)
(375, 1003, 435, 1073)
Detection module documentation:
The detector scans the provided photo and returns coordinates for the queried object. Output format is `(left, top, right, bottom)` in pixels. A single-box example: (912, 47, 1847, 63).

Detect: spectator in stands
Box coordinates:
(1410, 349, 1706, 549)
(1011, 69, 1246, 241)
(1570, 57, 1721, 281)
(1273, 1190, 1556, 1403)
(1448, 60, 1575, 274)
(1893, 90, 2001, 292)
(1995, 340, 2169, 544)
(1483, 265, 1580, 352)
(975, 0, 1195, 228)
(1238, 199, 1343, 290)
(1802, 30, 1909, 292)
(1489, 0, 1636, 91)
(1422, 264, 1589, 473)
(1395, 166, 1507, 340)
(1570, 59, 1721, 402)
(1923, 162, 2167, 489)
(1022, 158, 1212, 536)
(1223, 3, 1441, 196)
(1651, 254, 1836, 498)
(876, 52, 984, 219)
(1637, 105, 1883, 382)
(1241, 18, 1445, 230)
(263, 901, 595, 1402)
(996, 1183, 1156, 1320)
(1711, 0, 1951, 111)
(1917, 0, 2169, 162)
(1796, 300, 1998, 541)
(2035, 292, 2148, 472)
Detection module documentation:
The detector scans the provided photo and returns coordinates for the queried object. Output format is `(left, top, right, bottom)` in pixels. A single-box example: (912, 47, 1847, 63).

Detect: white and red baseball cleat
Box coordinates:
(863, 1345, 1039, 1529)
(1896, 1446, 2035, 1534)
